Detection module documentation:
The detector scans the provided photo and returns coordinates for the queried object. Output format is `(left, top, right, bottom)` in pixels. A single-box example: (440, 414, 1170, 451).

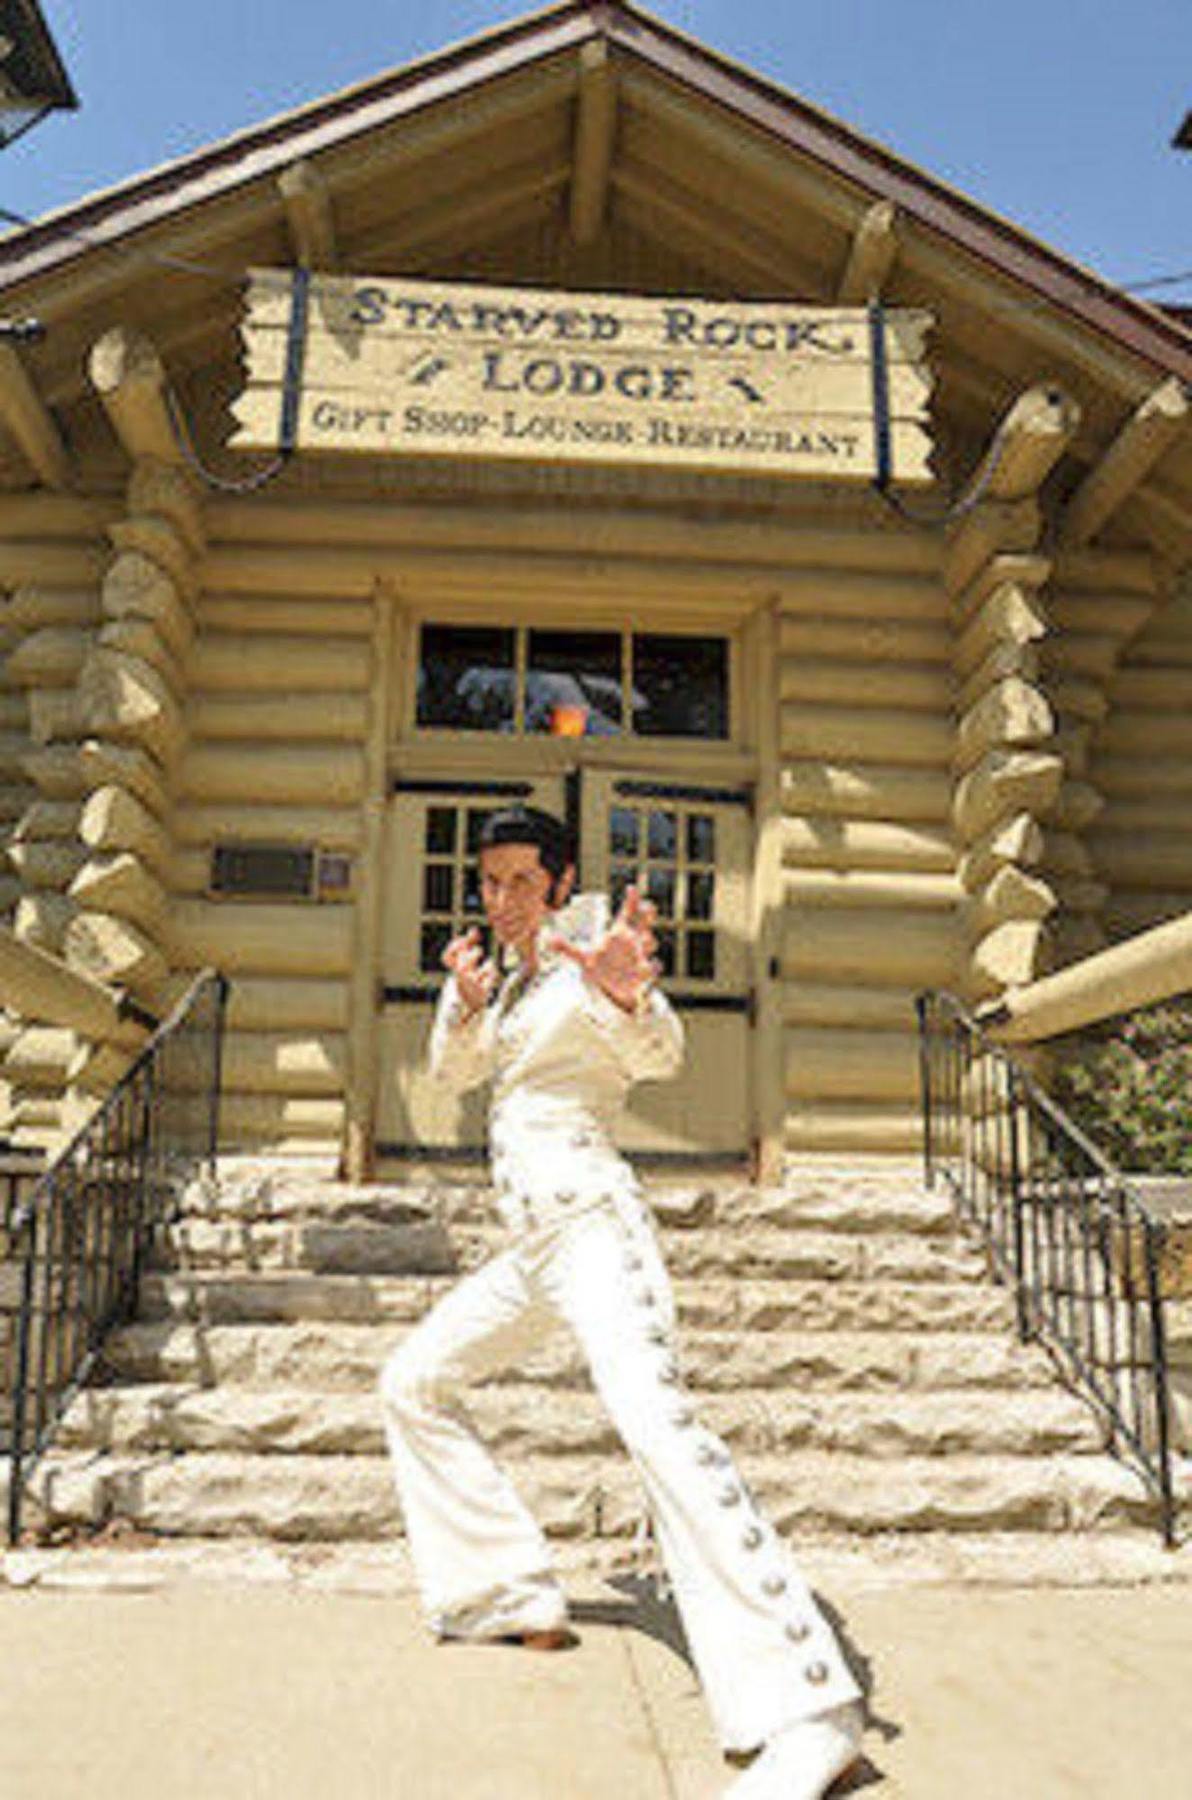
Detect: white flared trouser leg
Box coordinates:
(539, 1206, 862, 1755)
(381, 1202, 861, 1750)
(378, 1245, 566, 1633)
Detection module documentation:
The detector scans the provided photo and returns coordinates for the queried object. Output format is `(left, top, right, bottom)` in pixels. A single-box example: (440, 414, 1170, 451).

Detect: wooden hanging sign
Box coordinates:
(232, 270, 935, 484)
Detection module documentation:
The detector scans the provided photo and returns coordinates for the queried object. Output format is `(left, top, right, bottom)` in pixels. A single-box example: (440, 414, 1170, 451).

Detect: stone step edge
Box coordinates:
(12, 1446, 1165, 1510)
(55, 1383, 1104, 1456)
(6, 1529, 1191, 1597)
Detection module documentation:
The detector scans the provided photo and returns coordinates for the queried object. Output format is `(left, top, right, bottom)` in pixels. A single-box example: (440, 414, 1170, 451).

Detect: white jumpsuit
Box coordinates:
(378, 901, 861, 1755)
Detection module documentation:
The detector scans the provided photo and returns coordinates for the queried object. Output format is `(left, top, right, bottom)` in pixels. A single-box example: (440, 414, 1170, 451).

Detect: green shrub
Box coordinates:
(1051, 998, 1192, 1174)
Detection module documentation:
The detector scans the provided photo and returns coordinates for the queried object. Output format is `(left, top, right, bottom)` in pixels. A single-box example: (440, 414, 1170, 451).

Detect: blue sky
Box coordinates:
(8, 1, 1192, 301)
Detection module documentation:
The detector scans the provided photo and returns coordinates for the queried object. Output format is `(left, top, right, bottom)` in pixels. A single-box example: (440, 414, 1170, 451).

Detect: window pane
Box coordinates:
(686, 930, 716, 980)
(610, 863, 635, 912)
(417, 625, 515, 731)
(687, 814, 716, 863)
(646, 867, 675, 918)
(465, 808, 494, 855)
(425, 807, 457, 855)
(655, 928, 676, 978)
(687, 870, 714, 921)
(423, 863, 455, 914)
(526, 630, 622, 736)
(609, 807, 639, 860)
(647, 810, 677, 861)
(420, 921, 453, 973)
(463, 863, 483, 915)
(633, 636, 728, 739)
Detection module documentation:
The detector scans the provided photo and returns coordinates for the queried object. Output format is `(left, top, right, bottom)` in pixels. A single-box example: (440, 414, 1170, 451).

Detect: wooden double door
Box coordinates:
(375, 768, 752, 1163)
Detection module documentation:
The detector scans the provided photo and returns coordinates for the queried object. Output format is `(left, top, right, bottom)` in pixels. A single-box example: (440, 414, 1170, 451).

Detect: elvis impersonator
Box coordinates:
(379, 807, 864, 1798)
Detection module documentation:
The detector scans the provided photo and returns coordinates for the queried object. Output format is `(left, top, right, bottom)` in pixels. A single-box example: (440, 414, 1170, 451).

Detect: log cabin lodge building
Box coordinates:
(0, 0, 1190, 1181)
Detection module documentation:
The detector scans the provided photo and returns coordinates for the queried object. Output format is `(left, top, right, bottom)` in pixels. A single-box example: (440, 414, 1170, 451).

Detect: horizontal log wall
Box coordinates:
(1089, 584, 1192, 942)
(172, 587, 373, 1152)
(779, 563, 958, 1154)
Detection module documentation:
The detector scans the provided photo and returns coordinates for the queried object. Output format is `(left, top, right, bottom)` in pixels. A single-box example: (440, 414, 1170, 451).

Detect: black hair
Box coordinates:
(478, 805, 576, 894)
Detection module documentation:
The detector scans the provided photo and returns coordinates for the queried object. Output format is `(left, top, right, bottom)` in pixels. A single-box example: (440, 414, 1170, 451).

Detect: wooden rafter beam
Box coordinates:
(569, 39, 617, 245)
(958, 382, 1082, 511)
(350, 158, 569, 273)
(88, 328, 184, 466)
(1059, 376, 1191, 548)
(616, 166, 820, 294)
(0, 343, 71, 490)
(278, 158, 338, 271)
(836, 200, 899, 304)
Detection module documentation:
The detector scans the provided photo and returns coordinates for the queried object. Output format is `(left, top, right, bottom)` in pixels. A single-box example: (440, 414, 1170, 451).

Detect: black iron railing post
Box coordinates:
(1006, 1061, 1031, 1341)
(207, 974, 228, 1176)
(6, 1220, 36, 1545)
(4, 969, 227, 1548)
(1143, 1218, 1177, 1548)
(916, 992, 934, 1188)
(915, 987, 1179, 1548)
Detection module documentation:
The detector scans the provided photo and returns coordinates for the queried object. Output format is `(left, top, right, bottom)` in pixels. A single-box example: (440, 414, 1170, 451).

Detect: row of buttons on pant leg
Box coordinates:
(622, 1216, 830, 1688)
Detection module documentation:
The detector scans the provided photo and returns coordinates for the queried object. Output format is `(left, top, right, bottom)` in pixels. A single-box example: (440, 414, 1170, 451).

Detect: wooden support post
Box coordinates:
(277, 159, 339, 270)
(991, 910, 1192, 1044)
(569, 40, 617, 245)
(0, 344, 71, 489)
(750, 600, 786, 1183)
(836, 200, 899, 303)
(89, 328, 184, 466)
(1060, 377, 1191, 548)
(343, 584, 397, 1182)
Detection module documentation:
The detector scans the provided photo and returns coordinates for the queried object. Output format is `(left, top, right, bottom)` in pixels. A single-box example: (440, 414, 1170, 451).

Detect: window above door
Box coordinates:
(415, 622, 729, 741)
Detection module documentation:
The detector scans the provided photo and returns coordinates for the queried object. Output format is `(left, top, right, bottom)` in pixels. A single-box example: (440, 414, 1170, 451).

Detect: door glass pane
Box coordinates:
(647, 810, 677, 860)
(417, 625, 516, 731)
(687, 814, 716, 863)
(608, 806, 639, 860)
(423, 863, 454, 913)
(419, 920, 453, 973)
(687, 870, 714, 921)
(425, 807, 457, 855)
(646, 867, 675, 918)
(686, 930, 716, 979)
(633, 636, 728, 739)
(610, 863, 635, 912)
(526, 630, 622, 736)
(465, 808, 494, 855)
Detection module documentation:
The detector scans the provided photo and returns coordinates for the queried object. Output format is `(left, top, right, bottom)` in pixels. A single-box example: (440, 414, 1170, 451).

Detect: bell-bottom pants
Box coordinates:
(378, 1196, 860, 1753)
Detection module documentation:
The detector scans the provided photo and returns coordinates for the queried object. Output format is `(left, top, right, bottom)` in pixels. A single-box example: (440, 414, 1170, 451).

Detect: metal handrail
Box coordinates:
(917, 988, 1178, 1547)
(3, 969, 228, 1545)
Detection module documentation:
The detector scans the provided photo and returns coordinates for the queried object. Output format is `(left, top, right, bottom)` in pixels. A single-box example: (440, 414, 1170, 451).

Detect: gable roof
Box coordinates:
(2, 1, 1186, 372)
(1, 1, 1189, 550)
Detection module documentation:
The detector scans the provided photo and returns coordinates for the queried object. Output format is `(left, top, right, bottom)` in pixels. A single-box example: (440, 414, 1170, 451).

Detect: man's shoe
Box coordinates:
(726, 1701, 863, 1798)
(502, 1627, 576, 1651)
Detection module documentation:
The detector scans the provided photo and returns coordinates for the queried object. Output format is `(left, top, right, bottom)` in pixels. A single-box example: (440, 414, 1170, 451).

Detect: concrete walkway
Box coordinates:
(2, 1547, 1191, 1798)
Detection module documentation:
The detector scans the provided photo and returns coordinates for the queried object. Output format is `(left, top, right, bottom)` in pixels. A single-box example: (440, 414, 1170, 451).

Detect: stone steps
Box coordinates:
(100, 1320, 1056, 1394)
(149, 1218, 988, 1283)
(169, 1170, 957, 1237)
(9, 1447, 1154, 1543)
(56, 1382, 1104, 1460)
(134, 1269, 1014, 1334)
(13, 1162, 1182, 1553)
